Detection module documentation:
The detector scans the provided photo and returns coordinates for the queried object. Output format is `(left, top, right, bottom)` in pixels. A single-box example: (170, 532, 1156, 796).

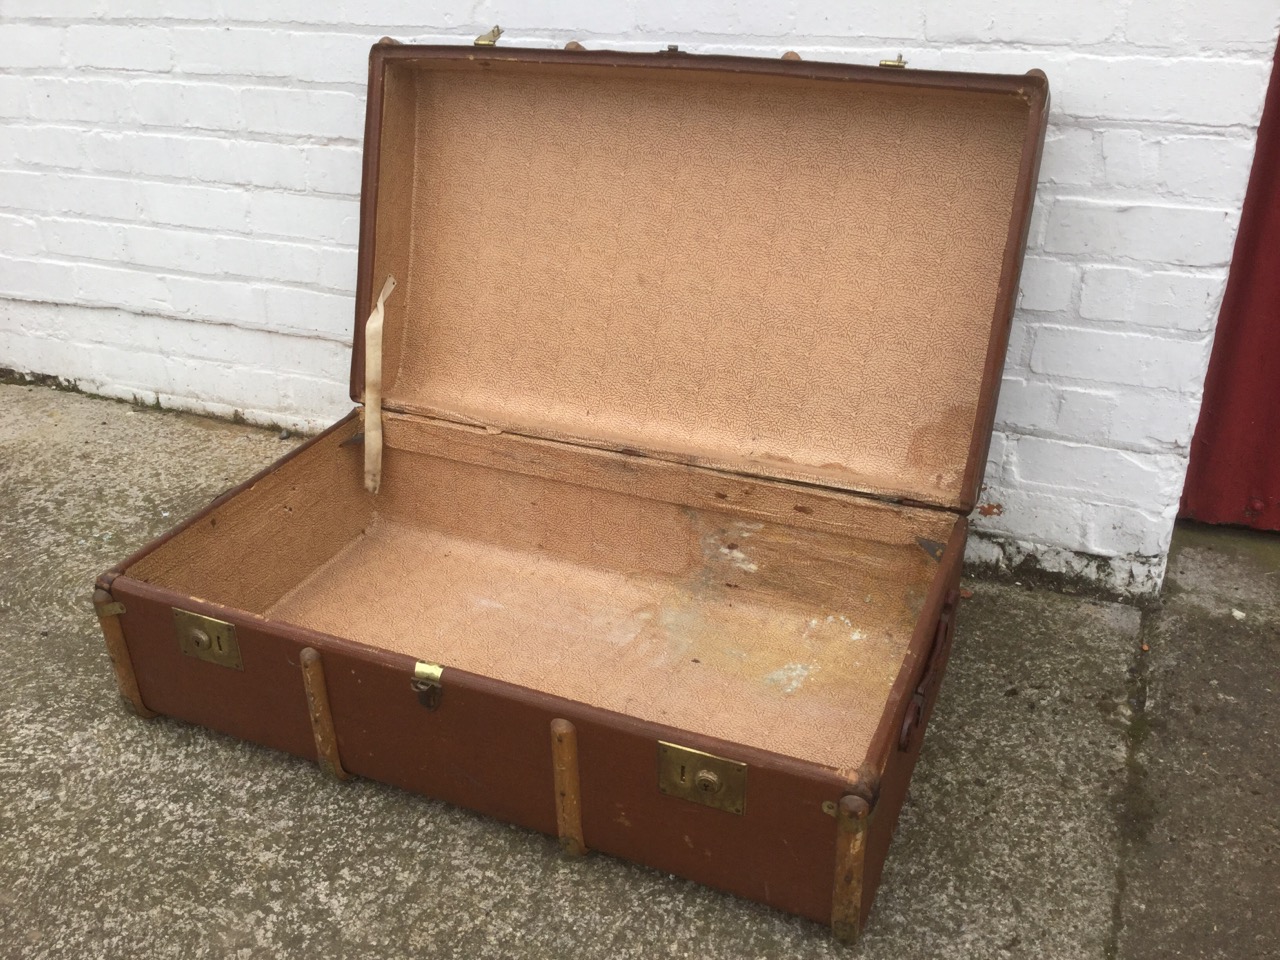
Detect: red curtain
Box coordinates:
(1180, 39, 1280, 531)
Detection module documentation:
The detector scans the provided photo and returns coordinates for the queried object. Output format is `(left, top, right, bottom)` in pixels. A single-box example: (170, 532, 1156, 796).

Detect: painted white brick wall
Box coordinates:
(1, 3, 1276, 594)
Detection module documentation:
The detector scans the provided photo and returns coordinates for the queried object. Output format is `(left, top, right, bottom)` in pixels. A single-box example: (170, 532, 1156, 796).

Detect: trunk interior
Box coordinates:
(124, 414, 960, 773)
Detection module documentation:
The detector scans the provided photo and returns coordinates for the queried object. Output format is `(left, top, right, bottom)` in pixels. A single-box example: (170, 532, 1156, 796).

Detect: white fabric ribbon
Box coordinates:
(363, 275, 397, 493)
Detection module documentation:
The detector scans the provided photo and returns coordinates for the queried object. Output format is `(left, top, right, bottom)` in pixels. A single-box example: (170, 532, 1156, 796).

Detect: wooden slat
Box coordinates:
(93, 588, 156, 719)
(831, 794, 871, 943)
(301, 646, 350, 781)
(551, 718, 587, 856)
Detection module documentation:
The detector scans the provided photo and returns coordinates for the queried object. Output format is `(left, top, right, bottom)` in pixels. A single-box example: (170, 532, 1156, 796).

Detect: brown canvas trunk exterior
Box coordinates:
(95, 44, 1048, 939)
(94, 429, 962, 927)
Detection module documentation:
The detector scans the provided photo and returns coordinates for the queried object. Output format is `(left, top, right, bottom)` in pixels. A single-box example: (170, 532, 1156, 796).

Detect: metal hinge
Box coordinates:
(411, 660, 444, 709)
(474, 25, 502, 47)
(879, 53, 907, 68)
(99, 601, 126, 617)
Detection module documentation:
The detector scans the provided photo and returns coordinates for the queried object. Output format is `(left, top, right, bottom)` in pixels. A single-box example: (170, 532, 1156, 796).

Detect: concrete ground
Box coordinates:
(0, 382, 1276, 960)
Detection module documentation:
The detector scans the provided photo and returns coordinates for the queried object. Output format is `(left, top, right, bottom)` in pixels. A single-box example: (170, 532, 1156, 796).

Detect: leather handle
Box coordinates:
(898, 589, 961, 752)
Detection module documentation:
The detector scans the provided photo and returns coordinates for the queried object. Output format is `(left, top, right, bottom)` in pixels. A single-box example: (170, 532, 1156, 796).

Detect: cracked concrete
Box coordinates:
(0, 383, 1276, 959)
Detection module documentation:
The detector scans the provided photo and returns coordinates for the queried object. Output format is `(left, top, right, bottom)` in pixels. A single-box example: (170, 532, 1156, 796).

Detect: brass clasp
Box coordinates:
(411, 660, 444, 709)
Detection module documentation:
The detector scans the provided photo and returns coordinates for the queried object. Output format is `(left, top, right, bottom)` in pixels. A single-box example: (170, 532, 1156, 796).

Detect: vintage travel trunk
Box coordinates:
(94, 42, 1048, 941)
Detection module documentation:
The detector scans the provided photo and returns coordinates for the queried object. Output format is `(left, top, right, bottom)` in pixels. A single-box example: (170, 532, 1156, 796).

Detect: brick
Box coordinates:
(983, 429, 1009, 483)
(0, 214, 42, 257)
(286, 31, 376, 85)
(925, 1, 1122, 45)
(968, 486, 1086, 545)
(39, 217, 126, 260)
(1029, 324, 1212, 391)
(1018, 256, 1076, 312)
(0, 0, 104, 16)
(13, 124, 89, 170)
(75, 261, 169, 310)
(27, 77, 130, 124)
(185, 137, 308, 191)
(80, 130, 134, 174)
(1045, 199, 1239, 266)
(482, 0, 636, 34)
(131, 80, 243, 131)
(43, 174, 145, 223)
(169, 27, 289, 78)
(1101, 129, 1149, 188)
(1054, 55, 1270, 126)
(65, 25, 172, 72)
(117, 224, 216, 276)
(1126, 0, 1280, 48)
(1081, 266, 1227, 332)
(213, 235, 325, 287)
(0, 169, 48, 212)
(165, 274, 264, 326)
(142, 181, 250, 233)
(108, 0, 226, 19)
(1038, 127, 1100, 187)
(0, 76, 25, 119)
(317, 244, 358, 293)
(1053, 387, 1117, 444)
(0, 25, 64, 68)
(0, 256, 75, 302)
(995, 378, 1059, 432)
(1012, 436, 1184, 506)
(1081, 502, 1169, 557)
(240, 87, 364, 140)
(278, 371, 350, 418)
(305, 146, 362, 195)
(262, 284, 353, 340)
(637, 0, 796, 37)
(248, 192, 360, 244)
(318, 245, 358, 292)
(1156, 136, 1258, 203)
(1104, 390, 1200, 449)
(1079, 267, 1134, 322)
(1132, 271, 1226, 332)
(164, 354, 281, 409)
(794, 2, 924, 39)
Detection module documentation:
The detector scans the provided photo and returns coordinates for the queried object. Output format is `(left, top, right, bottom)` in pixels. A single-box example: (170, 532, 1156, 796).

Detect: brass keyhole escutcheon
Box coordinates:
(658, 742, 746, 814)
(694, 769, 723, 795)
(173, 608, 242, 670)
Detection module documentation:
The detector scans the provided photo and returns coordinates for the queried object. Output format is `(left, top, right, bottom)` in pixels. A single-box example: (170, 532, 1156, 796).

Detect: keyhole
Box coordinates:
(190, 628, 212, 652)
(694, 769, 722, 795)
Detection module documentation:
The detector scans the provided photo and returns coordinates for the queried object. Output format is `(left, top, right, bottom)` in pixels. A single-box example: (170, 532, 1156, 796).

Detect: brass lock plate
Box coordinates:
(173, 608, 242, 670)
(658, 741, 746, 815)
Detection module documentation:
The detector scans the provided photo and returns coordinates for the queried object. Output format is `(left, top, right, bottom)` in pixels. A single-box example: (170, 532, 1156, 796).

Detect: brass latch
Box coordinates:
(411, 660, 444, 709)
(658, 741, 747, 815)
(879, 53, 907, 68)
(474, 25, 501, 46)
(173, 608, 242, 670)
